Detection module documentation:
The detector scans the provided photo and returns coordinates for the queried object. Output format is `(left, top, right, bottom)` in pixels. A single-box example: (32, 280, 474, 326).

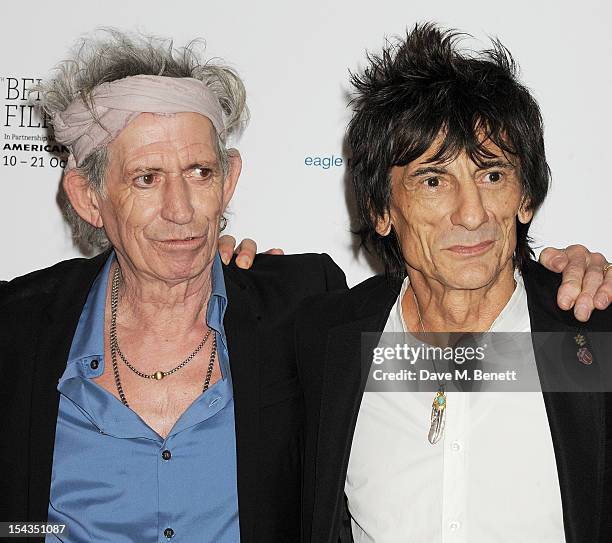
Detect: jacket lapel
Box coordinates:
(530, 316, 605, 543)
(223, 267, 260, 543)
(524, 260, 607, 542)
(540, 390, 605, 542)
(311, 278, 400, 543)
(28, 252, 110, 521)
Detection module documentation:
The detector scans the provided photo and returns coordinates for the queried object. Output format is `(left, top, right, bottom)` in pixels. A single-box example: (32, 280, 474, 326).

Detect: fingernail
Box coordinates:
(595, 294, 609, 307)
(238, 256, 250, 267)
(560, 296, 572, 309)
(575, 304, 589, 321)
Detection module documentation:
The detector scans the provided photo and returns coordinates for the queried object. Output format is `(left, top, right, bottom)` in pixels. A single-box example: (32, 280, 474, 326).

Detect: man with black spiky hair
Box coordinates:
(297, 23, 612, 543)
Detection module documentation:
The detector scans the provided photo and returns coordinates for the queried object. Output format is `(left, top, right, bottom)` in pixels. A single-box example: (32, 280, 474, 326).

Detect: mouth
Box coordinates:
(154, 236, 205, 248)
(445, 240, 495, 255)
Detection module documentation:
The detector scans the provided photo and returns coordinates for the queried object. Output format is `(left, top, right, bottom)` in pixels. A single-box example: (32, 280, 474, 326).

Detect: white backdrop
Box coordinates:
(1, 0, 610, 286)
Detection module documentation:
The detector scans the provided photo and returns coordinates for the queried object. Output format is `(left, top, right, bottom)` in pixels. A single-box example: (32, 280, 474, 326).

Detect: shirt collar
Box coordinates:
(61, 250, 229, 382)
(65, 251, 114, 365)
(396, 267, 529, 333)
(206, 251, 228, 349)
(488, 268, 530, 332)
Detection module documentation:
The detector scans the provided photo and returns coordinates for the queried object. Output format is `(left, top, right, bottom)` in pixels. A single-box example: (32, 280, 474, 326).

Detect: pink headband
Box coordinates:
(52, 75, 226, 169)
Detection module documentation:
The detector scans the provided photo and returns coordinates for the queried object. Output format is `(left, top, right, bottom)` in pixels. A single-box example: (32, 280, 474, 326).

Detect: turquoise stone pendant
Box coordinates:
(428, 389, 447, 445)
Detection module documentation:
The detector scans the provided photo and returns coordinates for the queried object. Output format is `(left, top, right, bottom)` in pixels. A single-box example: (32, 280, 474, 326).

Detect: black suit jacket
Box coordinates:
(0, 251, 347, 542)
(296, 259, 612, 543)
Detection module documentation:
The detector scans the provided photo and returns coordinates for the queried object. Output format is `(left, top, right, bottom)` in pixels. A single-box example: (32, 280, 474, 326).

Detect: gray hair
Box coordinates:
(37, 29, 249, 252)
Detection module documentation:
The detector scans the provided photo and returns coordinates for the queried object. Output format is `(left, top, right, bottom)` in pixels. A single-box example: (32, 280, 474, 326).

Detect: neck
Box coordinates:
(403, 262, 517, 333)
(110, 257, 213, 336)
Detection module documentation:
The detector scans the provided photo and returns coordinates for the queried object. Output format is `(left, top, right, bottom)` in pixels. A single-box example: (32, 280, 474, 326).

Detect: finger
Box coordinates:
(218, 235, 236, 265)
(539, 247, 568, 272)
(573, 293, 594, 322)
(594, 267, 612, 310)
(565, 248, 608, 318)
(235, 238, 257, 269)
(571, 257, 606, 320)
(263, 248, 285, 255)
(581, 248, 607, 269)
(563, 244, 590, 265)
(557, 256, 587, 311)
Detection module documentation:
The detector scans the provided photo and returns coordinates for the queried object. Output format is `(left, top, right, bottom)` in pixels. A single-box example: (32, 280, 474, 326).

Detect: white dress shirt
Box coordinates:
(345, 270, 566, 542)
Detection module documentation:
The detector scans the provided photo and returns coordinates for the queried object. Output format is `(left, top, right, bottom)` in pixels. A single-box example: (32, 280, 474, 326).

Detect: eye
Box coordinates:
(485, 171, 503, 183)
(424, 177, 440, 188)
(193, 165, 213, 180)
(134, 173, 157, 187)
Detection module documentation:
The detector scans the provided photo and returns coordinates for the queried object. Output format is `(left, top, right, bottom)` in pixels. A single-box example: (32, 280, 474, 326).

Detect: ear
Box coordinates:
(374, 211, 392, 237)
(63, 169, 104, 228)
(517, 195, 533, 224)
(221, 148, 242, 210)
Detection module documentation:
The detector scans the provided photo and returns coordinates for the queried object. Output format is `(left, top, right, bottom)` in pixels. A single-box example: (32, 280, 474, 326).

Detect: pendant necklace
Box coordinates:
(411, 288, 447, 445)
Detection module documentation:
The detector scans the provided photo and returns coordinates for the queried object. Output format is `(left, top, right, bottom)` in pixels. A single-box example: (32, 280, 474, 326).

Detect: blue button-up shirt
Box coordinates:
(47, 252, 240, 542)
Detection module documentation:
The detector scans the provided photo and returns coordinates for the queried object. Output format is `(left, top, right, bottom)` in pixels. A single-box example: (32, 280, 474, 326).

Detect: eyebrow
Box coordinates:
(184, 161, 220, 171)
(126, 161, 220, 176)
(126, 166, 164, 176)
(409, 165, 449, 177)
(474, 159, 515, 171)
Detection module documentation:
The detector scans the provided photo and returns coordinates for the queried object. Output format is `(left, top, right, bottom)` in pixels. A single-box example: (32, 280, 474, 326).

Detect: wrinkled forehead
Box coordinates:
(108, 111, 219, 163)
(111, 111, 217, 144)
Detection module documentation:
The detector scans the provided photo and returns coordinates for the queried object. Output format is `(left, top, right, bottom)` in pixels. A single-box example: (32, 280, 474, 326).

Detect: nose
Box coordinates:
(160, 174, 195, 225)
(449, 181, 489, 230)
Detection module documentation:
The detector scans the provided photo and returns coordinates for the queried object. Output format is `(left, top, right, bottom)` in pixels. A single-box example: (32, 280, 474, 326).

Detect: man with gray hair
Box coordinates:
(0, 28, 608, 543)
(0, 31, 346, 542)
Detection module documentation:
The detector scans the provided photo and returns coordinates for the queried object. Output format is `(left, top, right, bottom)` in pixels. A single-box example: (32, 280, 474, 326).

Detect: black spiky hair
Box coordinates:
(348, 22, 550, 280)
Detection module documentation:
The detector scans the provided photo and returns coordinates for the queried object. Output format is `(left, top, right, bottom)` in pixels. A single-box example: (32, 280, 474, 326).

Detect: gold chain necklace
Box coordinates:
(411, 287, 447, 445)
(109, 265, 217, 407)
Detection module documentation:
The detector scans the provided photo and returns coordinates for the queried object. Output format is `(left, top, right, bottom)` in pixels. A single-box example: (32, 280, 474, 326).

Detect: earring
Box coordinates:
(220, 216, 228, 232)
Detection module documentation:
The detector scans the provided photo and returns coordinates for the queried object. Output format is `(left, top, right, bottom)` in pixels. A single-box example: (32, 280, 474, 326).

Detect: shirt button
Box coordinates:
(161, 450, 172, 460)
(164, 527, 174, 538)
(450, 441, 462, 452)
(90, 359, 99, 370)
(449, 521, 461, 531)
